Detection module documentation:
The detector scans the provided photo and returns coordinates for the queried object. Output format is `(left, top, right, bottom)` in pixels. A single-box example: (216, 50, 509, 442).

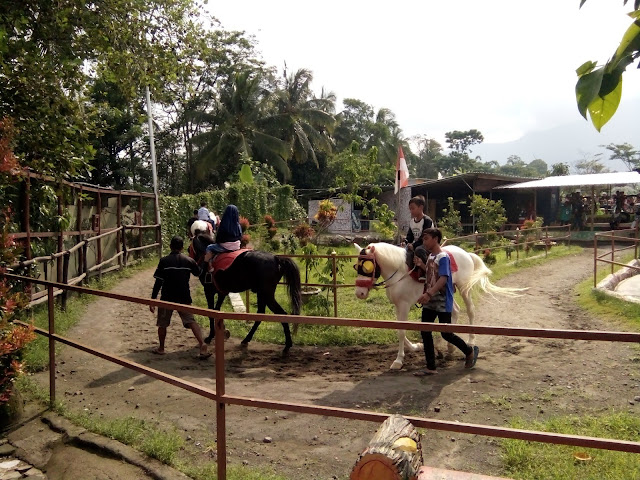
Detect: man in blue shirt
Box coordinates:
(413, 228, 479, 375)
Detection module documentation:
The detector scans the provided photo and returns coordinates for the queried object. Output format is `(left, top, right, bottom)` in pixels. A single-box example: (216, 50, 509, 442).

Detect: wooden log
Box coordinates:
(351, 414, 423, 480)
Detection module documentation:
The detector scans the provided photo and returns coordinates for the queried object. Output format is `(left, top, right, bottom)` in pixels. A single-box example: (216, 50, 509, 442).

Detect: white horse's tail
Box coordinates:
(461, 252, 526, 298)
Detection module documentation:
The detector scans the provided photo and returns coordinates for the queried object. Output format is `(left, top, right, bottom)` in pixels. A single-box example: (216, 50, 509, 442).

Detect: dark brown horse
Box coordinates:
(189, 223, 301, 354)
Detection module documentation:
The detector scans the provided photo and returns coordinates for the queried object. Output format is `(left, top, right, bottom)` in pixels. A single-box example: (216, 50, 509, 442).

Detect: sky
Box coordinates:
(205, 0, 640, 149)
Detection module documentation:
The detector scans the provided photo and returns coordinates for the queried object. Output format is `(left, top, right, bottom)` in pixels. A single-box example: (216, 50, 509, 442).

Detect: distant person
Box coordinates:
(558, 197, 572, 226)
(197, 201, 210, 221)
(413, 228, 479, 376)
(204, 204, 243, 261)
(149, 236, 210, 359)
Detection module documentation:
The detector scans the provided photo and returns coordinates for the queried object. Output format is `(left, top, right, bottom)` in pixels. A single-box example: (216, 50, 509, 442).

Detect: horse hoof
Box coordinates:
(204, 336, 213, 345)
(435, 350, 444, 360)
(224, 329, 231, 340)
(282, 348, 291, 358)
(390, 361, 403, 370)
(239, 342, 248, 350)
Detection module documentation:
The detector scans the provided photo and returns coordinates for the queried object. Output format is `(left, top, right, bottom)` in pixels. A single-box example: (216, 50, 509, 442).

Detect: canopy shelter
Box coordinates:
(496, 171, 640, 230)
(496, 171, 640, 189)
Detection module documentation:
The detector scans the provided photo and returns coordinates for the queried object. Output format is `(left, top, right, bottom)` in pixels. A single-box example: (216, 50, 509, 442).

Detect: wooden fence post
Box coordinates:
(77, 185, 84, 284)
(117, 192, 122, 268)
(62, 252, 70, 311)
(138, 194, 143, 261)
(332, 251, 338, 318)
(57, 188, 63, 284)
(97, 191, 102, 281)
(82, 242, 89, 286)
(122, 226, 128, 267)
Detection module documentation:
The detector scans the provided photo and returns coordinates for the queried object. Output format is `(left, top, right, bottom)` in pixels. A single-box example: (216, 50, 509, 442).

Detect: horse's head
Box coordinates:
(354, 244, 381, 299)
(189, 231, 214, 264)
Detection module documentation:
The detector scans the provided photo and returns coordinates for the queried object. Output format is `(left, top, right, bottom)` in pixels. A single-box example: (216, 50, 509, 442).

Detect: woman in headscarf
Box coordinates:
(204, 205, 242, 259)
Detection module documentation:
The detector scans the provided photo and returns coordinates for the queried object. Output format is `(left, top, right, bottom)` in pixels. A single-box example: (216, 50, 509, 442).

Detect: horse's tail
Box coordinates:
(279, 257, 302, 315)
(463, 252, 527, 298)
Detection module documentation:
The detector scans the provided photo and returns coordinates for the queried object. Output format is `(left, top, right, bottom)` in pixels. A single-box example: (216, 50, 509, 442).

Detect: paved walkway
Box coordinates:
(616, 275, 640, 301)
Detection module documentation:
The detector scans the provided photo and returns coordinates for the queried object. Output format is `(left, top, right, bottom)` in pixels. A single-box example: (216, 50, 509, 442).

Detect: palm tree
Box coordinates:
(271, 68, 336, 167)
(192, 71, 291, 181)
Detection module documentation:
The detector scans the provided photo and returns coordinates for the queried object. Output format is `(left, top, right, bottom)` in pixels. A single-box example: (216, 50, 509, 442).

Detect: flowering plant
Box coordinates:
(0, 121, 35, 405)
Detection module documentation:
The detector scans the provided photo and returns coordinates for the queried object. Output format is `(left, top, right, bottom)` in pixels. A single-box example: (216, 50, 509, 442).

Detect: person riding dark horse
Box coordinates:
(189, 212, 301, 354)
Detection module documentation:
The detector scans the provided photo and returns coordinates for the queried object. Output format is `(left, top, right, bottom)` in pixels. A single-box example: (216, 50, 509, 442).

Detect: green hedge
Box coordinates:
(160, 183, 305, 244)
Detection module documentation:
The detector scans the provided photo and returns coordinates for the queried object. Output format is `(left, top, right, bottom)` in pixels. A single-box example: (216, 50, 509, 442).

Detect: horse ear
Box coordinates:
(353, 243, 361, 252)
(369, 245, 376, 253)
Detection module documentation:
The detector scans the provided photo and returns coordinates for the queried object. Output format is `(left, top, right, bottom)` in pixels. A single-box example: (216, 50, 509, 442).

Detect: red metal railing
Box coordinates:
(4, 272, 640, 480)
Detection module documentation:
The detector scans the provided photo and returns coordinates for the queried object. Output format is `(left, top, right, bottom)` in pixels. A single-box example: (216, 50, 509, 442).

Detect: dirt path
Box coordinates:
(32, 249, 640, 479)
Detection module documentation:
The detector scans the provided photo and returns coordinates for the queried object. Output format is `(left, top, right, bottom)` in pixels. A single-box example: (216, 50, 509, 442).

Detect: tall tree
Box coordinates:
(191, 71, 291, 183)
(601, 142, 640, 171)
(574, 153, 609, 174)
(272, 68, 336, 166)
(0, 0, 205, 179)
(410, 135, 444, 179)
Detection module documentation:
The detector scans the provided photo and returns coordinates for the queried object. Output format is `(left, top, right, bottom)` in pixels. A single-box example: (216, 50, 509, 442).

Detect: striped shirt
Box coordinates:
(151, 252, 201, 304)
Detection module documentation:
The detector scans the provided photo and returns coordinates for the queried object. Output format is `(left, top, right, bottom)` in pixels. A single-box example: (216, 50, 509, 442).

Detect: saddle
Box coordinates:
(205, 248, 251, 294)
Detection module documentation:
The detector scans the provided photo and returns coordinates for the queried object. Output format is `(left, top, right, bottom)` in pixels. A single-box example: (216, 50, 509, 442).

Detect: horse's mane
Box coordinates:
(368, 242, 408, 274)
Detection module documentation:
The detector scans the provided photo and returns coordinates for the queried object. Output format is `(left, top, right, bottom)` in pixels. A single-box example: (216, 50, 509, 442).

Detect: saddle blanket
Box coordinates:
(209, 248, 251, 273)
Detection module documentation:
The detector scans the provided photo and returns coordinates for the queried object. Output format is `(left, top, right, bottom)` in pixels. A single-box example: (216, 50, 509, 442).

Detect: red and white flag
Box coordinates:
(395, 145, 409, 194)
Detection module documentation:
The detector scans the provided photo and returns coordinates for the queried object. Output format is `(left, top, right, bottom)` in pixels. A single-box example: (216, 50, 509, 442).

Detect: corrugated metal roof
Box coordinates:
(411, 172, 538, 187)
(496, 171, 640, 189)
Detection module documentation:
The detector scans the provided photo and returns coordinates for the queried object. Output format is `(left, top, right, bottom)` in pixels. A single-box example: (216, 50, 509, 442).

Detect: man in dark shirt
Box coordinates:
(149, 236, 210, 358)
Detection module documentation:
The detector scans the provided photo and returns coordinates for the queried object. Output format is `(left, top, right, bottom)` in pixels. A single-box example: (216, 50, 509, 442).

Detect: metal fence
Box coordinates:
(593, 228, 640, 287)
(4, 272, 640, 480)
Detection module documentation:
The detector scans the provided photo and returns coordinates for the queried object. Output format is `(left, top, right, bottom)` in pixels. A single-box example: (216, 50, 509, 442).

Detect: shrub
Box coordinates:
(293, 222, 314, 246)
(239, 216, 250, 233)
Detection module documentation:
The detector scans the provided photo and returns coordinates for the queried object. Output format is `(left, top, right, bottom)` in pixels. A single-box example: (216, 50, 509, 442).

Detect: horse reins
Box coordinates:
(354, 250, 412, 290)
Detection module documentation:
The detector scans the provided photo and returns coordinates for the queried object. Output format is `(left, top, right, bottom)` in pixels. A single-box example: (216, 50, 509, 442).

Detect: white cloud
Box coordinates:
(207, 0, 640, 145)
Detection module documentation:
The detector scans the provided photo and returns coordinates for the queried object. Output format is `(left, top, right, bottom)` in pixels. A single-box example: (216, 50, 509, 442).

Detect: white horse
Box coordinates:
(354, 242, 524, 370)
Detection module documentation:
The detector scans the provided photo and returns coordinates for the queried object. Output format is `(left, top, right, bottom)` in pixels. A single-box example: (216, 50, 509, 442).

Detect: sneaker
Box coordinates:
(465, 345, 479, 368)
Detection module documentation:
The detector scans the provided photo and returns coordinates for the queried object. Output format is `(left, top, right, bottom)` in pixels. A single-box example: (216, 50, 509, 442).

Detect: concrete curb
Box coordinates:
(42, 413, 191, 480)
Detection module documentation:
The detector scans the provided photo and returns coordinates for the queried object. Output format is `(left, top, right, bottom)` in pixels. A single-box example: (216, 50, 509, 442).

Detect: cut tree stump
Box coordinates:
(351, 414, 423, 480)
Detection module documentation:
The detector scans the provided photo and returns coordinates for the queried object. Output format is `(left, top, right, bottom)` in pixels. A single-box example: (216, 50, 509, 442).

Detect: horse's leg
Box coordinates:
(202, 281, 217, 344)
(392, 303, 417, 370)
(240, 294, 267, 348)
(265, 298, 292, 356)
(460, 288, 476, 346)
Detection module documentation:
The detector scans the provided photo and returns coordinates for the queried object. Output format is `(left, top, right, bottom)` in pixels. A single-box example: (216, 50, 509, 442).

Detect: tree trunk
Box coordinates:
(351, 415, 423, 480)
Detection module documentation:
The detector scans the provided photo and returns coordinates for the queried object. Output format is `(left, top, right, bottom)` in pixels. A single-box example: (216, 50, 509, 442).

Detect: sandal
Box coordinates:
(465, 346, 479, 368)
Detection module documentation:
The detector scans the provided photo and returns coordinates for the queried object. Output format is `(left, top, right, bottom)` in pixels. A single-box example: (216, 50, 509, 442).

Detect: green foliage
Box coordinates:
(160, 167, 305, 246)
(469, 194, 507, 233)
(326, 143, 395, 238)
(439, 197, 463, 238)
(576, 3, 640, 130)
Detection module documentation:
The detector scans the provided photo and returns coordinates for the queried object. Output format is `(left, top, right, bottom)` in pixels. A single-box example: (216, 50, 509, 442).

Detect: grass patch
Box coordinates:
(16, 377, 291, 480)
(22, 255, 159, 372)
(502, 412, 640, 480)
(481, 394, 512, 410)
(192, 245, 583, 347)
(574, 252, 640, 331)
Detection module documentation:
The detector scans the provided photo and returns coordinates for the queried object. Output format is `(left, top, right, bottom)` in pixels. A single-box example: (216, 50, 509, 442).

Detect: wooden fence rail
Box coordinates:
(2, 272, 639, 480)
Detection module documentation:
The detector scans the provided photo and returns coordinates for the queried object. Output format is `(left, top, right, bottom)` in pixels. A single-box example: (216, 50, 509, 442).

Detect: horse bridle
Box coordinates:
(354, 248, 406, 290)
